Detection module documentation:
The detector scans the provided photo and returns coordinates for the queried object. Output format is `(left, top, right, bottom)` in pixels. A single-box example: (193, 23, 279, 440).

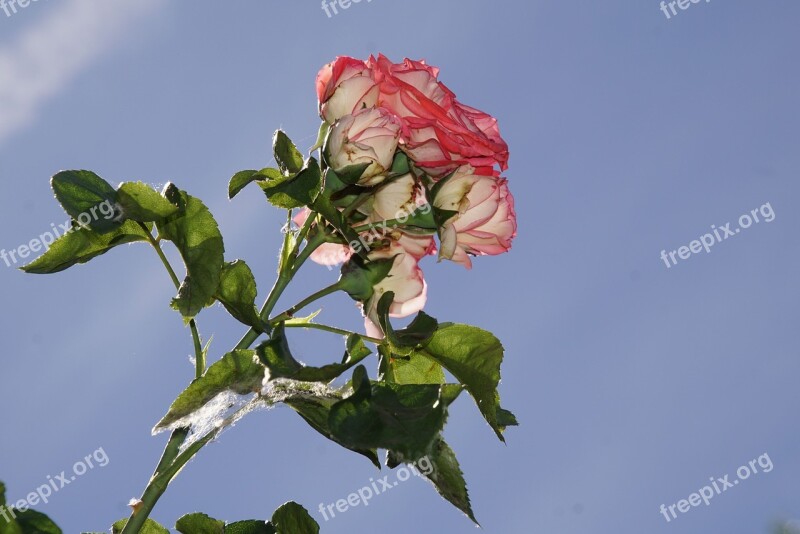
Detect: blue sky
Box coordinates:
(1, 1, 799, 533)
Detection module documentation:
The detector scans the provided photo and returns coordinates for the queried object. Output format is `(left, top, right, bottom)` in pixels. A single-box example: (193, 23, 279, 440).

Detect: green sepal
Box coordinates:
(338, 255, 395, 302)
(273, 130, 305, 176)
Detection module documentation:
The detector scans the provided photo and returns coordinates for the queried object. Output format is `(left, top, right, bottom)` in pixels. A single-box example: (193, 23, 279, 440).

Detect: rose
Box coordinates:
(325, 107, 403, 185)
(362, 244, 428, 338)
(368, 54, 455, 119)
(433, 166, 517, 269)
(317, 56, 380, 124)
(403, 101, 509, 179)
(367, 54, 509, 179)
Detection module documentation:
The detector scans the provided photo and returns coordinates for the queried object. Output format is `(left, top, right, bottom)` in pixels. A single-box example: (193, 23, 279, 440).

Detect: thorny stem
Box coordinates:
(123, 210, 351, 533)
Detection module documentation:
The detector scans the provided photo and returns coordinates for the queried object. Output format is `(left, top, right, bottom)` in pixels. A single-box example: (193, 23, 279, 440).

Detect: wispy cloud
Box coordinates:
(0, 0, 160, 146)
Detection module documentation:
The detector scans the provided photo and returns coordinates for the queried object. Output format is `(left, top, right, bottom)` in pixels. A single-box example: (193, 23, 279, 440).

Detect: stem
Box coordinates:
(270, 282, 342, 324)
(119, 429, 188, 534)
(139, 223, 205, 378)
(283, 321, 382, 344)
(234, 228, 328, 350)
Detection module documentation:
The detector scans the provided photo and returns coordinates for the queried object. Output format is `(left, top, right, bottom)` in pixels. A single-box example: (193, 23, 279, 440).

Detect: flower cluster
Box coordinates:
(311, 55, 517, 335)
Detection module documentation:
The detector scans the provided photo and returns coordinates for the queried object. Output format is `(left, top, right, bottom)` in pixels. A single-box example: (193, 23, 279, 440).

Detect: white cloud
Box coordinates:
(0, 0, 160, 146)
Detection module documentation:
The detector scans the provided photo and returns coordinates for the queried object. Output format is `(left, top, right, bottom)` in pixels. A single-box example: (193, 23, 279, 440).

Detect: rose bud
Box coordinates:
(433, 166, 517, 269)
(317, 56, 380, 124)
(325, 107, 403, 186)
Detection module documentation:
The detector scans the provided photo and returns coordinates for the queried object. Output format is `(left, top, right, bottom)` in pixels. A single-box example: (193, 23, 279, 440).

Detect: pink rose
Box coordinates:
(362, 244, 428, 337)
(433, 166, 517, 269)
(325, 107, 402, 185)
(367, 54, 509, 179)
(317, 56, 380, 124)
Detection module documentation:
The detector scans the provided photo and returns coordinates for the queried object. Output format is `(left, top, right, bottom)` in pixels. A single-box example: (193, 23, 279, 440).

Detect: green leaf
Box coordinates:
(175, 512, 225, 534)
(14, 511, 62, 534)
(270, 502, 319, 534)
(380, 345, 445, 385)
(392, 438, 477, 524)
(228, 170, 260, 199)
(256, 325, 302, 379)
(259, 329, 371, 383)
(21, 220, 150, 274)
(226, 521, 276, 534)
(416, 324, 514, 441)
(277, 387, 380, 468)
(216, 261, 266, 332)
(117, 182, 179, 222)
(157, 184, 226, 318)
(155, 350, 264, 430)
(328, 366, 449, 460)
(273, 131, 304, 175)
(112, 518, 169, 534)
(258, 158, 322, 210)
(0, 482, 21, 534)
(377, 292, 438, 348)
(50, 170, 121, 233)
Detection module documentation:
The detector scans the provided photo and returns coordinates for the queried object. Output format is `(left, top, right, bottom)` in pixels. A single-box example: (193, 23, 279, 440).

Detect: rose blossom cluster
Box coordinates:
(309, 54, 517, 335)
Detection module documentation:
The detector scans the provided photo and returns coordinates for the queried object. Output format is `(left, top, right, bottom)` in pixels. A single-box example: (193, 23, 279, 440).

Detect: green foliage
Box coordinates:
(270, 502, 319, 534)
(21, 220, 150, 274)
(216, 261, 267, 332)
(376, 292, 438, 349)
(175, 513, 225, 534)
(22, 106, 518, 531)
(0, 484, 62, 534)
(157, 184, 226, 319)
(328, 366, 450, 461)
(117, 182, 179, 222)
(257, 158, 322, 210)
(273, 130, 305, 176)
(228, 170, 261, 200)
(414, 323, 518, 441)
(155, 350, 264, 430)
(112, 519, 169, 534)
(50, 170, 121, 233)
(259, 329, 372, 383)
(172, 502, 318, 534)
